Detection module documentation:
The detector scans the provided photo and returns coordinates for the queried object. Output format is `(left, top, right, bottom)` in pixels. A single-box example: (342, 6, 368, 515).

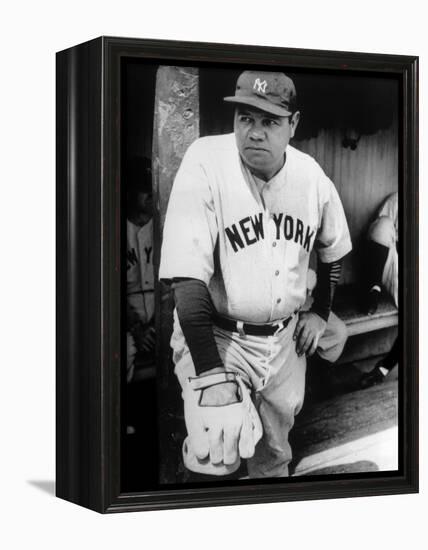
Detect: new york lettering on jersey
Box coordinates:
(224, 212, 315, 254)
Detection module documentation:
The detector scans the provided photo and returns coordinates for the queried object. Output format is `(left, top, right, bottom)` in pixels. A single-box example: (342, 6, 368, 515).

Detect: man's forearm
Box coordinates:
(311, 259, 342, 322)
(173, 278, 224, 376)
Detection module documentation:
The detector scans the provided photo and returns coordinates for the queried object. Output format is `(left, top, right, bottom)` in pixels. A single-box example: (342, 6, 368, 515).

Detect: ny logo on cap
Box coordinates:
(253, 78, 267, 94)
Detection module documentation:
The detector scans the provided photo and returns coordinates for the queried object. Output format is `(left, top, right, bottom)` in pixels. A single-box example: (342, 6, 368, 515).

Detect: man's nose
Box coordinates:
(249, 122, 265, 140)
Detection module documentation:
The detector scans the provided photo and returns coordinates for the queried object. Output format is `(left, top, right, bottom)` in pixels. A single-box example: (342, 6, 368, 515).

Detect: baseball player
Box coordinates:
(360, 192, 398, 388)
(160, 71, 352, 478)
(126, 156, 155, 382)
(363, 192, 398, 314)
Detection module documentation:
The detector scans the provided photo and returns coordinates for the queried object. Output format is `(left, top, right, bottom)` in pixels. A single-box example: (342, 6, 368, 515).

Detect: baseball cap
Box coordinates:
(224, 71, 297, 117)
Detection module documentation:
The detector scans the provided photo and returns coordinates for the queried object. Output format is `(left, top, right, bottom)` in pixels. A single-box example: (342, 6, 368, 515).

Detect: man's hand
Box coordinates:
(193, 367, 240, 407)
(200, 381, 240, 406)
(182, 370, 263, 473)
(293, 311, 327, 357)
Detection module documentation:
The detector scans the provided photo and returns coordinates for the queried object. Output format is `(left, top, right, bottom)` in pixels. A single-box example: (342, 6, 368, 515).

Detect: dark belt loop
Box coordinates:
(236, 320, 246, 338)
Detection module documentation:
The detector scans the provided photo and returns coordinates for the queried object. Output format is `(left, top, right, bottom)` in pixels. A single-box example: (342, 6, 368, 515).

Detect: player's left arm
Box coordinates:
(294, 169, 352, 357)
(294, 259, 342, 356)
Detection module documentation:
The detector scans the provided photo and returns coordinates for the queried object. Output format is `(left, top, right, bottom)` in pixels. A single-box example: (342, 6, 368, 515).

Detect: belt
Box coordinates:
(212, 313, 292, 337)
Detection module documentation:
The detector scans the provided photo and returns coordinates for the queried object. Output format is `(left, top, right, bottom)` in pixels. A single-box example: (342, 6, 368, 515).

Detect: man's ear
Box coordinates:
(290, 111, 300, 138)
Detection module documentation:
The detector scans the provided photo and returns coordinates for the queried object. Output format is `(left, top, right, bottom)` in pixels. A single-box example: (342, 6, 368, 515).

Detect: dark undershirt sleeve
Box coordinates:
(311, 259, 342, 322)
(172, 278, 224, 376)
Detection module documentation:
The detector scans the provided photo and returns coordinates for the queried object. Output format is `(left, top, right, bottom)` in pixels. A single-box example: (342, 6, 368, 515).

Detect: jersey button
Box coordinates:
(272, 242, 277, 247)
(275, 270, 279, 276)
(276, 298, 282, 304)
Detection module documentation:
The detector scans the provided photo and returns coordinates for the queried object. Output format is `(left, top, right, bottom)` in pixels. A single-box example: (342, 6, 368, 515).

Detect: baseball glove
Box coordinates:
(181, 371, 263, 476)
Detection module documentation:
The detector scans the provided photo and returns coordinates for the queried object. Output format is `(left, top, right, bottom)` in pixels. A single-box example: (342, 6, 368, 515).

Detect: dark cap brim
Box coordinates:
(224, 95, 292, 117)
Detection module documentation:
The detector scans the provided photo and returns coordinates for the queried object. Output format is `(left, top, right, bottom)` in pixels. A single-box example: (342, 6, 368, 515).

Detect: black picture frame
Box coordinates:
(56, 36, 418, 513)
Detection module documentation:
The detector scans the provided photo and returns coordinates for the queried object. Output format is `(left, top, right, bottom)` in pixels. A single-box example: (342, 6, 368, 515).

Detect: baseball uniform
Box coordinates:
(127, 218, 155, 326)
(367, 192, 398, 307)
(127, 218, 155, 381)
(160, 133, 352, 477)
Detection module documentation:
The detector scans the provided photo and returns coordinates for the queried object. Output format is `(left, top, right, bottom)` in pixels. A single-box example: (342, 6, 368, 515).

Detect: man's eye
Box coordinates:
(264, 119, 279, 126)
(239, 116, 252, 123)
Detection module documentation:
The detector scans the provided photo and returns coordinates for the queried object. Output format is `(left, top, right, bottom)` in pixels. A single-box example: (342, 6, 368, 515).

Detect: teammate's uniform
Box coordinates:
(127, 218, 155, 324)
(126, 218, 155, 381)
(369, 192, 398, 307)
(160, 133, 352, 477)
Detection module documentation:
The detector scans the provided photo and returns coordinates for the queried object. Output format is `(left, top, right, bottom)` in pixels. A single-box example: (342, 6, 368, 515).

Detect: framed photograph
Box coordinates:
(56, 36, 418, 513)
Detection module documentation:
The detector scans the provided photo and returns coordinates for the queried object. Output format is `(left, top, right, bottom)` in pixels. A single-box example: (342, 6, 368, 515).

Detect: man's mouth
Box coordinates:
(245, 146, 268, 152)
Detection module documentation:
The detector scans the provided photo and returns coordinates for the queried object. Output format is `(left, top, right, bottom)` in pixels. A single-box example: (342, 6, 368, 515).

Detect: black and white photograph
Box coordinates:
(3, 0, 425, 543)
(122, 60, 402, 488)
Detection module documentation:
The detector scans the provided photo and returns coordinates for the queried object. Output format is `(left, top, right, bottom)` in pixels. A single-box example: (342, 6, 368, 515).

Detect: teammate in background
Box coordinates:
(126, 156, 155, 382)
(360, 192, 398, 388)
(160, 71, 352, 478)
(363, 192, 398, 315)
(123, 157, 158, 488)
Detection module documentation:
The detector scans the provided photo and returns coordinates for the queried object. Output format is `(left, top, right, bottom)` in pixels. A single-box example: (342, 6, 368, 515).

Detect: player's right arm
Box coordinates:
(173, 277, 238, 404)
(159, 141, 235, 394)
(159, 140, 218, 283)
(173, 277, 262, 470)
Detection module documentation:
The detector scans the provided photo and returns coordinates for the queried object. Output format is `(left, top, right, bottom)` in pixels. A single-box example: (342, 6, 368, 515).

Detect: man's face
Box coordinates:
(136, 191, 153, 224)
(234, 107, 300, 180)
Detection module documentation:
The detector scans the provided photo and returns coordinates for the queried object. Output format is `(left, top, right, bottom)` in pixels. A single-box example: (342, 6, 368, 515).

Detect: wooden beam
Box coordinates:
(152, 66, 200, 484)
(153, 66, 200, 232)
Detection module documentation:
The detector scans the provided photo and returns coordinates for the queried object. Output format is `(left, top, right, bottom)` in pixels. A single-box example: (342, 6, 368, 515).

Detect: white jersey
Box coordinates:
(127, 218, 155, 325)
(160, 133, 352, 323)
(377, 192, 398, 237)
(376, 192, 398, 307)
